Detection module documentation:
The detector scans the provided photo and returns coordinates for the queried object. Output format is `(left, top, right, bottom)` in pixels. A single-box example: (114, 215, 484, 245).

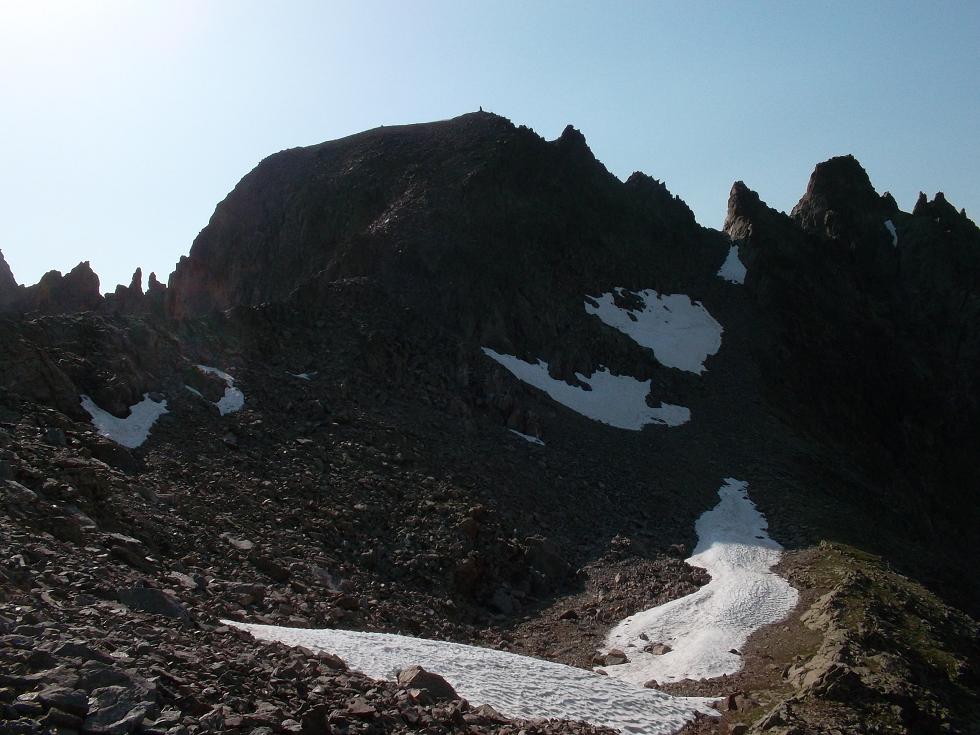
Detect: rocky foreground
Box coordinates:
(0, 392, 623, 735)
(2, 334, 976, 734)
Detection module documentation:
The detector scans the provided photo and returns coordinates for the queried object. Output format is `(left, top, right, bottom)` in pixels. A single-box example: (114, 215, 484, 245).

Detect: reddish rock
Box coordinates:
(22, 261, 102, 314)
(396, 666, 458, 702)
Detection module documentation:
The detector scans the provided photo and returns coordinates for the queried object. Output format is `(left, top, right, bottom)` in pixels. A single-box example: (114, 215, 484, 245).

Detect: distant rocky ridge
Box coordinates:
(726, 158, 980, 591)
(0, 251, 167, 316)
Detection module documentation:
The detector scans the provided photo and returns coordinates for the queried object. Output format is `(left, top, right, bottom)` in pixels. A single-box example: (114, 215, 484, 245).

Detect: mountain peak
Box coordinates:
(557, 123, 587, 147)
(167, 113, 632, 321)
(726, 180, 763, 222)
(789, 155, 900, 243)
(912, 190, 978, 233)
(129, 267, 144, 296)
(791, 155, 883, 232)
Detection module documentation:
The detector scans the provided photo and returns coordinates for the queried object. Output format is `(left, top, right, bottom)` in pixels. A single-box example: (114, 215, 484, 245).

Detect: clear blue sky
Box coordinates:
(2, 1, 978, 292)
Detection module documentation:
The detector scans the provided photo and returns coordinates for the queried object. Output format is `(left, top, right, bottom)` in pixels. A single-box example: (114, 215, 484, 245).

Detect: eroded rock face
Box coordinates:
(0, 261, 168, 317)
(24, 262, 102, 314)
(105, 268, 144, 314)
(0, 312, 183, 418)
(790, 154, 896, 242)
(51, 262, 100, 312)
(0, 260, 106, 315)
(0, 249, 21, 307)
(165, 111, 727, 361)
(726, 164, 980, 603)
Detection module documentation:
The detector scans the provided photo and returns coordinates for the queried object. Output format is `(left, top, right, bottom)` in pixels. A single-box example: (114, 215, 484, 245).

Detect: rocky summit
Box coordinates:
(0, 112, 977, 735)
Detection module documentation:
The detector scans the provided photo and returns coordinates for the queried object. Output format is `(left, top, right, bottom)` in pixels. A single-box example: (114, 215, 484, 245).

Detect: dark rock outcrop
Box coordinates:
(105, 268, 144, 313)
(0, 260, 168, 317)
(166, 111, 726, 362)
(103, 268, 168, 316)
(22, 262, 102, 314)
(0, 311, 183, 417)
(726, 165, 980, 610)
(0, 249, 21, 307)
(790, 154, 895, 242)
(144, 272, 166, 314)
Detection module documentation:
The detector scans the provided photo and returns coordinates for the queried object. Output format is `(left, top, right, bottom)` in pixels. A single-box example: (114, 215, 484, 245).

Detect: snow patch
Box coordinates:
(482, 348, 690, 430)
(598, 478, 799, 684)
(717, 245, 747, 284)
(585, 290, 723, 374)
(196, 365, 245, 415)
(79, 393, 168, 449)
(290, 371, 316, 381)
(509, 429, 545, 446)
(225, 622, 716, 734)
(884, 219, 898, 247)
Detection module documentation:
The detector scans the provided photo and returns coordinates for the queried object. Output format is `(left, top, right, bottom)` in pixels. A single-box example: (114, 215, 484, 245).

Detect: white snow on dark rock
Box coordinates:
(481, 348, 690, 430)
(508, 429, 545, 446)
(196, 365, 245, 415)
(884, 219, 898, 247)
(585, 289, 723, 374)
(79, 393, 168, 448)
(598, 479, 799, 684)
(225, 621, 716, 734)
(717, 245, 747, 284)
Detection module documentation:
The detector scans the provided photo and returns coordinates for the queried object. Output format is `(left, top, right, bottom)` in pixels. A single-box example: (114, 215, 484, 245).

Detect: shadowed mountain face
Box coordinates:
(727, 162, 980, 575)
(6, 113, 980, 575)
(1, 112, 978, 734)
(164, 116, 980, 604)
(8, 113, 980, 591)
(167, 113, 725, 358)
(0, 250, 19, 307)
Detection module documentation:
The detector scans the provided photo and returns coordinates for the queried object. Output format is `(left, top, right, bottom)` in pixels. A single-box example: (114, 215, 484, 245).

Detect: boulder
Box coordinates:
(116, 587, 191, 623)
(249, 552, 291, 582)
(396, 665, 458, 702)
(83, 685, 158, 735)
(37, 686, 89, 717)
(594, 649, 629, 666)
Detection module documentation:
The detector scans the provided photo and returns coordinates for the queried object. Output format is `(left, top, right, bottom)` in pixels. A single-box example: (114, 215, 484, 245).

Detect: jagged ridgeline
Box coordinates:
(0, 112, 978, 734)
(166, 113, 722, 356)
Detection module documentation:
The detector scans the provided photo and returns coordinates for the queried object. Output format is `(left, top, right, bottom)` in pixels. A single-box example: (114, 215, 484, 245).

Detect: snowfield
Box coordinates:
(229, 477, 799, 732)
(79, 393, 168, 448)
(717, 245, 747, 284)
(884, 219, 898, 247)
(481, 348, 690, 430)
(225, 622, 716, 734)
(196, 365, 245, 415)
(584, 289, 723, 374)
(509, 429, 545, 446)
(597, 479, 799, 684)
